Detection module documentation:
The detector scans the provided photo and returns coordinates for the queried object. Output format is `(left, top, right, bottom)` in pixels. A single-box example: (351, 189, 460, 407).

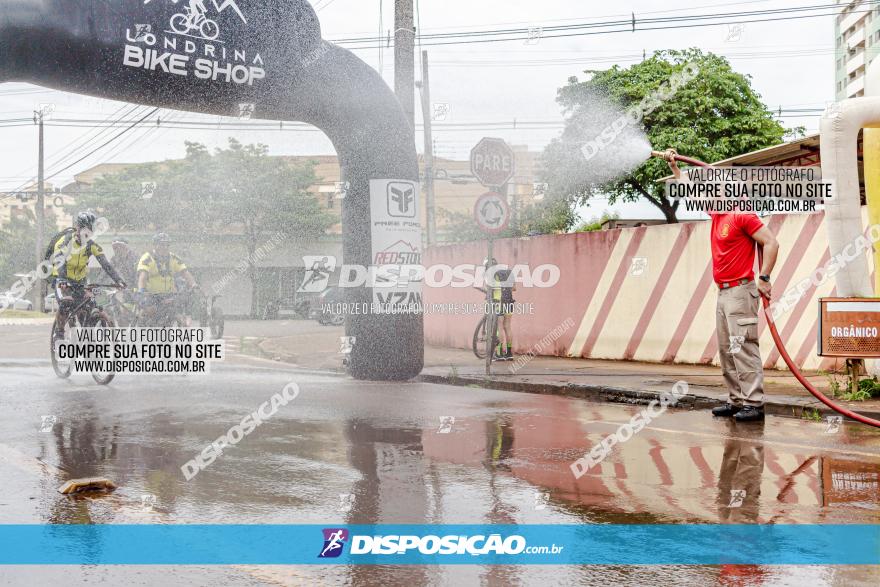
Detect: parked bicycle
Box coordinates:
(51, 283, 123, 385)
(471, 287, 499, 362)
(196, 291, 225, 339)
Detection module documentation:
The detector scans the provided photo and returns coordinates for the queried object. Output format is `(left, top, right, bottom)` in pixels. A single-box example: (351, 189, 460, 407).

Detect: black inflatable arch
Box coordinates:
(0, 0, 423, 380)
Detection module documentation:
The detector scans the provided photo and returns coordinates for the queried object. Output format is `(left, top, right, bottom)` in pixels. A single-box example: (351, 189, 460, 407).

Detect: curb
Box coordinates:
(417, 372, 880, 422)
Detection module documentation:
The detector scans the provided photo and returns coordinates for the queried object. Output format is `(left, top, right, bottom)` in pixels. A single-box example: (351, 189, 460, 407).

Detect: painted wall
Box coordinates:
(424, 210, 875, 372)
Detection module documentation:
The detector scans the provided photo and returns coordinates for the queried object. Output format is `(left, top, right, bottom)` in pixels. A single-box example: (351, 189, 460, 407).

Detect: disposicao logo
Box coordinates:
(318, 528, 349, 558)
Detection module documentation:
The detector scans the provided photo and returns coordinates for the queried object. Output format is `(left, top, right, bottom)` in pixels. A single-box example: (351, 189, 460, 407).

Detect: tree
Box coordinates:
(437, 197, 575, 243)
(541, 49, 795, 223)
(0, 215, 36, 288)
(575, 212, 619, 233)
(73, 139, 334, 315)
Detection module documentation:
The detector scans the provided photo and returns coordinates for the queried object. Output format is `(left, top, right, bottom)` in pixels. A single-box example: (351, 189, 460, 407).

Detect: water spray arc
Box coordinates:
(650, 150, 880, 429)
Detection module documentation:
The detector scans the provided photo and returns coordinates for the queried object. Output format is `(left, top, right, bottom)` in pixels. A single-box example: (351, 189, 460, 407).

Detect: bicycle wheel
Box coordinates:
(472, 315, 488, 359)
(87, 312, 116, 385)
(484, 311, 499, 371)
(50, 315, 74, 379)
(170, 13, 189, 34)
(200, 19, 219, 40)
(210, 307, 225, 339)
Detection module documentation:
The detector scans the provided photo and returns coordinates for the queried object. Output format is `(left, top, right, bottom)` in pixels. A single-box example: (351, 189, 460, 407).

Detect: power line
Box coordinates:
(328, 2, 876, 49)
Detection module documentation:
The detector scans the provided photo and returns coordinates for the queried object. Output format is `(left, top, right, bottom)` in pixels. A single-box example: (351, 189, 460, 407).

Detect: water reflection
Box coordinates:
(716, 421, 765, 523)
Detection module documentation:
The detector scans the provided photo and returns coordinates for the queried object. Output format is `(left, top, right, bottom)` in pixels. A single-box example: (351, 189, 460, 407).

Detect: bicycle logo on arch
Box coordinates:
(144, 0, 248, 42)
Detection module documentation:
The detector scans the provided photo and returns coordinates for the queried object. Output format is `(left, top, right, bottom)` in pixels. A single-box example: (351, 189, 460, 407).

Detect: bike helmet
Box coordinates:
(483, 257, 497, 268)
(75, 210, 97, 231)
(153, 232, 171, 245)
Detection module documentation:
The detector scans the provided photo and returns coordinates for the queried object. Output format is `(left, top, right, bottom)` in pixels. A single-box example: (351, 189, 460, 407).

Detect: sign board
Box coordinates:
(470, 137, 515, 187)
(818, 298, 880, 357)
(474, 192, 510, 235)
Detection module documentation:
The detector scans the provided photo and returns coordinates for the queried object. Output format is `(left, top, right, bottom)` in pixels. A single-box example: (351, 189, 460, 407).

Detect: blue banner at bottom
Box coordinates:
(0, 525, 877, 565)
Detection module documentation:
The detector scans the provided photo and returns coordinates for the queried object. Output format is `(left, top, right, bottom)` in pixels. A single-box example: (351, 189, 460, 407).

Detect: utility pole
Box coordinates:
(394, 0, 415, 132)
(417, 50, 436, 245)
(34, 107, 46, 312)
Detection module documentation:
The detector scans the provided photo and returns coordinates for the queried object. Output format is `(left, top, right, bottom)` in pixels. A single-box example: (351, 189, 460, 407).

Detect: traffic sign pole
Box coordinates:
(471, 138, 515, 375)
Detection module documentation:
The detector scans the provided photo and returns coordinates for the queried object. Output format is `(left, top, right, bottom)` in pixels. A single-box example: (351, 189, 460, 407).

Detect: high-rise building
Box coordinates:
(835, 0, 880, 99)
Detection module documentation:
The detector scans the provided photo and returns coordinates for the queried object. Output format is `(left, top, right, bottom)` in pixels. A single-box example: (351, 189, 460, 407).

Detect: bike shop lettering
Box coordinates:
(124, 0, 265, 86)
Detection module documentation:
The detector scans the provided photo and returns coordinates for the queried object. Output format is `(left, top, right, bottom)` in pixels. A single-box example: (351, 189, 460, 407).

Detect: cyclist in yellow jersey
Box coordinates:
(136, 233, 199, 320)
(51, 211, 126, 337)
(137, 234, 196, 294)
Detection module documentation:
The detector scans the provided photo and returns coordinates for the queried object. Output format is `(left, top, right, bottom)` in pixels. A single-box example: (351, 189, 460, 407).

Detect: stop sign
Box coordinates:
(470, 137, 515, 187)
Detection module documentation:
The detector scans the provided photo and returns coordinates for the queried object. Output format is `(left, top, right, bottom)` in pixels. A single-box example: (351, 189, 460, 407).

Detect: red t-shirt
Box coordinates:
(710, 213, 765, 285)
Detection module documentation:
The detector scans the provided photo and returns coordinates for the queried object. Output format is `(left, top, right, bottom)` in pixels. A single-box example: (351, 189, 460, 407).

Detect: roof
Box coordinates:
(708, 134, 822, 167)
(659, 133, 863, 185)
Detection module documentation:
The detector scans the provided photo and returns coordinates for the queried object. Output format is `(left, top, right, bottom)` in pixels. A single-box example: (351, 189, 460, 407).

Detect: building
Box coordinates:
(835, 0, 880, 99)
(0, 181, 74, 230)
(58, 148, 543, 316)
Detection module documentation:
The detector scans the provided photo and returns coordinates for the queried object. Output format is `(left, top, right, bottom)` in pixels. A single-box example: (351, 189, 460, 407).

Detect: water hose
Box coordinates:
(652, 149, 880, 428)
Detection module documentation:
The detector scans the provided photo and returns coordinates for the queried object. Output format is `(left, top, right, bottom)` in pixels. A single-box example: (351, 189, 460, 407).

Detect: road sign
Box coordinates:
(470, 137, 515, 187)
(474, 192, 510, 235)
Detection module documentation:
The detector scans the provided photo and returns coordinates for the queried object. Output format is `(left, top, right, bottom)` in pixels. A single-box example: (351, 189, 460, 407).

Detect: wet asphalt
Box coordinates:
(0, 324, 879, 585)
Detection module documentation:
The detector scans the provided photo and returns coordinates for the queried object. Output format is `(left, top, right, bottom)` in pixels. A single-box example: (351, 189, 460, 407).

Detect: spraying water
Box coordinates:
(546, 89, 654, 196)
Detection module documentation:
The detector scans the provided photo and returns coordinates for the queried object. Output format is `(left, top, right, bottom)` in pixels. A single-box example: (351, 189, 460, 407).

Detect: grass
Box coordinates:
(0, 309, 50, 319)
(802, 408, 822, 422)
(825, 372, 880, 402)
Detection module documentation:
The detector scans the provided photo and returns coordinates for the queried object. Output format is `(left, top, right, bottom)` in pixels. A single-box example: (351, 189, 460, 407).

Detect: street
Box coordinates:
(1, 322, 879, 585)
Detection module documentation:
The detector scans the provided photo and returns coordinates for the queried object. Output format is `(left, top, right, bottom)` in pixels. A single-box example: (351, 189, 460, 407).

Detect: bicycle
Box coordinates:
(194, 290, 225, 339)
(133, 291, 191, 328)
(106, 289, 139, 327)
(471, 287, 500, 361)
(170, 6, 220, 40)
(50, 282, 123, 385)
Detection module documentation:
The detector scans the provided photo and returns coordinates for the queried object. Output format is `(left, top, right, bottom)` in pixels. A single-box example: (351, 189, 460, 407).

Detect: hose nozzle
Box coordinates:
(651, 148, 679, 163)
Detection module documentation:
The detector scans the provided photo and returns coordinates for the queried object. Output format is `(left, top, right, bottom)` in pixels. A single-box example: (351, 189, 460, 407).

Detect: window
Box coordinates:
(837, 58, 843, 70)
(326, 194, 334, 210)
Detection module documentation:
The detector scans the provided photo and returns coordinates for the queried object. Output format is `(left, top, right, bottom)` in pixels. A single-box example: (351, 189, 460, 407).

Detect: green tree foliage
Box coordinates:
(575, 212, 619, 233)
(73, 139, 334, 314)
(541, 49, 795, 223)
(438, 197, 576, 243)
(0, 215, 37, 288)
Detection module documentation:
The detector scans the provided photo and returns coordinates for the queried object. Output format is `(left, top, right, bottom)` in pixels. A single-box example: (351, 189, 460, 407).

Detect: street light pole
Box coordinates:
(34, 108, 46, 312)
(417, 50, 436, 245)
(394, 0, 415, 133)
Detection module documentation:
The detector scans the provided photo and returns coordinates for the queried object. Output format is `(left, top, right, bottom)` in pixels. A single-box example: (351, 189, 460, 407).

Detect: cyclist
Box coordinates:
(109, 237, 140, 288)
(136, 233, 199, 322)
(51, 211, 126, 338)
(181, 0, 208, 24)
(485, 257, 516, 361)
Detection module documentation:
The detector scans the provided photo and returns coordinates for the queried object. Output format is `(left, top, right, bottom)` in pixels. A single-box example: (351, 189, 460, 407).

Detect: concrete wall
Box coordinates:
(424, 211, 874, 372)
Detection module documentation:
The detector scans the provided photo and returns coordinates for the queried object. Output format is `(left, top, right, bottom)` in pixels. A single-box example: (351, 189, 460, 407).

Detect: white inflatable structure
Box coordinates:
(820, 59, 880, 297)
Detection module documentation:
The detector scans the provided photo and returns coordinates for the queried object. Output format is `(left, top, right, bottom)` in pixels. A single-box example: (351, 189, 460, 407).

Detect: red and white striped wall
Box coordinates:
(423, 210, 874, 371)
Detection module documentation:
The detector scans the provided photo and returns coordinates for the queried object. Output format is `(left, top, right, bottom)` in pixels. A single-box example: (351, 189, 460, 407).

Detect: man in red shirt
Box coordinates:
(708, 212, 779, 421)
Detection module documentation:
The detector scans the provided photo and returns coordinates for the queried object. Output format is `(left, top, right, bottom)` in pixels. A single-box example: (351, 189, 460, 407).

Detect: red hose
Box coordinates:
(663, 152, 880, 428)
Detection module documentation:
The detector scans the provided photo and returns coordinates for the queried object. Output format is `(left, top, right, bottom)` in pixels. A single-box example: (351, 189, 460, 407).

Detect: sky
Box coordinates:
(0, 0, 835, 223)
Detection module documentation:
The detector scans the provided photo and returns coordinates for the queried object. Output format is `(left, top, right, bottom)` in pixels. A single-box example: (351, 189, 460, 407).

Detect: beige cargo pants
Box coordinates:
(716, 281, 766, 407)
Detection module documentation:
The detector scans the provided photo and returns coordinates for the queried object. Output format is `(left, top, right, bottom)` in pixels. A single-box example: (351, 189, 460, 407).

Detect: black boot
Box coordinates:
(712, 403, 742, 417)
(734, 406, 765, 422)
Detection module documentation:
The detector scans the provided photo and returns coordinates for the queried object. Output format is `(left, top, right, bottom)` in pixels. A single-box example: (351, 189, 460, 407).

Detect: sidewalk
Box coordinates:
(253, 325, 880, 421)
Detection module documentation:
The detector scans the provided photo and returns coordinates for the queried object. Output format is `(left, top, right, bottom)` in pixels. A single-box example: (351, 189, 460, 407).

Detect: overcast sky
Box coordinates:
(0, 0, 834, 222)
